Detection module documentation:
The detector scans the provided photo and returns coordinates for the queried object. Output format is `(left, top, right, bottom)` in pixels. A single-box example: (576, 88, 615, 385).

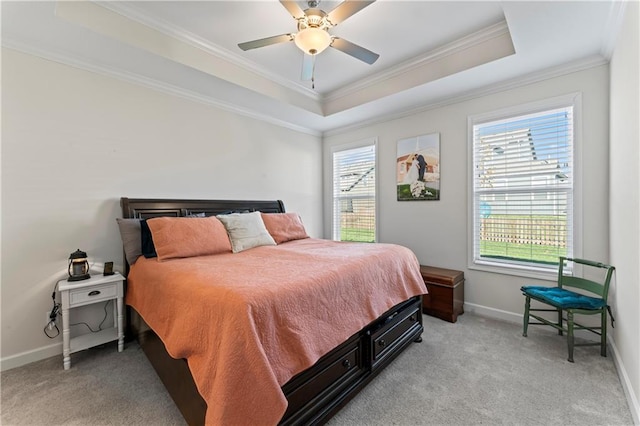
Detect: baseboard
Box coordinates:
(466, 301, 640, 425)
(0, 341, 62, 372)
(465, 301, 606, 339)
(463, 302, 522, 324)
(609, 337, 640, 425)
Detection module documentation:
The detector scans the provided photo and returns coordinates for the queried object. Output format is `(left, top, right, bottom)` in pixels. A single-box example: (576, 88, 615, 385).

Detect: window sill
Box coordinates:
(468, 261, 559, 282)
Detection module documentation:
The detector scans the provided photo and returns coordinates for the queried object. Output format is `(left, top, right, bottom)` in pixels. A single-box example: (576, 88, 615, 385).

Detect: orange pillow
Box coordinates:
(261, 212, 309, 244)
(146, 216, 231, 261)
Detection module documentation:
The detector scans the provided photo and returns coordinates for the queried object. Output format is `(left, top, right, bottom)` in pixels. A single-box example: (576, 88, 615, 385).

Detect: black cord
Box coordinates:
(44, 284, 61, 338)
(69, 299, 112, 333)
(43, 281, 113, 338)
(44, 321, 60, 338)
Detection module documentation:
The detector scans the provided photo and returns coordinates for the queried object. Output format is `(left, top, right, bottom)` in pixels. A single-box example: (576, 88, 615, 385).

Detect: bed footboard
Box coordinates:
(130, 296, 423, 425)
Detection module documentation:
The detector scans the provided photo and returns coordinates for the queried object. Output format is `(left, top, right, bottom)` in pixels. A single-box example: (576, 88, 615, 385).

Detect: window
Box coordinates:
(470, 96, 577, 275)
(332, 141, 376, 242)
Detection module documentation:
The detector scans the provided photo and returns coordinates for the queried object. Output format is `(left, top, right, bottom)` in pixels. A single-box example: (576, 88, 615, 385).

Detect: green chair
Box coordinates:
(521, 257, 615, 362)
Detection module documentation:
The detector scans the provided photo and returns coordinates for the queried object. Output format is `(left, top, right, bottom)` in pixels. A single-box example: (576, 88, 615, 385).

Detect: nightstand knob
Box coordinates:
(88, 290, 101, 296)
(342, 359, 351, 369)
(378, 339, 386, 348)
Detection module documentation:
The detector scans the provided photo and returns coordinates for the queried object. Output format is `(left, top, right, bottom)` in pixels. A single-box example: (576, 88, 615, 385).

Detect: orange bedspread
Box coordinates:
(126, 238, 427, 425)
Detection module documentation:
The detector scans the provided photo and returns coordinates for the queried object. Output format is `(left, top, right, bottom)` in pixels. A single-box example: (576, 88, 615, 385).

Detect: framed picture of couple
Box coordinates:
(396, 133, 440, 201)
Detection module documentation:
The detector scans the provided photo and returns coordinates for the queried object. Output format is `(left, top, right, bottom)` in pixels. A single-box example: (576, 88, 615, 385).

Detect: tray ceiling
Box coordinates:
(1, 1, 623, 134)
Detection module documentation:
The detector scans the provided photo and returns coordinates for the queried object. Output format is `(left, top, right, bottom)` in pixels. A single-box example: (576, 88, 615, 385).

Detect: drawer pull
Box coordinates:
(410, 314, 417, 322)
(342, 359, 351, 369)
(88, 290, 101, 296)
(378, 339, 386, 348)
(383, 312, 399, 324)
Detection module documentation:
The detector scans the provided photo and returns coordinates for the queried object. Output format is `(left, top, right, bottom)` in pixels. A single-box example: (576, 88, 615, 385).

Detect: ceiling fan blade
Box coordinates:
(331, 37, 379, 64)
(301, 54, 314, 81)
(327, 0, 375, 26)
(238, 34, 294, 51)
(280, 0, 306, 19)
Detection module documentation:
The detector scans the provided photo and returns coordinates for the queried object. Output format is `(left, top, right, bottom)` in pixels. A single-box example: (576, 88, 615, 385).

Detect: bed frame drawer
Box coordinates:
(281, 334, 365, 425)
(370, 299, 422, 367)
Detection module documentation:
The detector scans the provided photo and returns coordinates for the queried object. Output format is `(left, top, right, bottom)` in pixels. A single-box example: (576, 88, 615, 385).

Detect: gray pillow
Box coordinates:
(116, 218, 142, 265)
(217, 211, 276, 253)
(117, 214, 205, 264)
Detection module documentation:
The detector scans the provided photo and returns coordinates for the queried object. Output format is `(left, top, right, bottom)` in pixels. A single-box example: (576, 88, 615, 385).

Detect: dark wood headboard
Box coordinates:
(119, 197, 286, 277)
(120, 197, 286, 219)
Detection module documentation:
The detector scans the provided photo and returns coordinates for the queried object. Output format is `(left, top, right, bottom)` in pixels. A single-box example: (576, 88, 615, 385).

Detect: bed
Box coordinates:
(120, 197, 427, 425)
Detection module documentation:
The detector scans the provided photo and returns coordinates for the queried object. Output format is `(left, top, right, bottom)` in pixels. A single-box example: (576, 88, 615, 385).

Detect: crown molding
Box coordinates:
(1, 38, 321, 137)
(97, 1, 321, 102)
(322, 20, 512, 104)
(323, 54, 608, 138)
(2, 20, 609, 140)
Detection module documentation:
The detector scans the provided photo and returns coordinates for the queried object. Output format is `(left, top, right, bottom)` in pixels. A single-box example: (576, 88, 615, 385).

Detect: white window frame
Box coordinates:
(330, 138, 378, 243)
(467, 93, 583, 280)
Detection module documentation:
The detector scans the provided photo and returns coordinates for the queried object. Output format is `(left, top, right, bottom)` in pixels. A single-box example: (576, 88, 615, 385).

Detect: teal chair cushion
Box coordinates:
(521, 286, 605, 310)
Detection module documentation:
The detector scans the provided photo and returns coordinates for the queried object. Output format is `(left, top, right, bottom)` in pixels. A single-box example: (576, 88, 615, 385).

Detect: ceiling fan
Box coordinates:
(238, 0, 379, 88)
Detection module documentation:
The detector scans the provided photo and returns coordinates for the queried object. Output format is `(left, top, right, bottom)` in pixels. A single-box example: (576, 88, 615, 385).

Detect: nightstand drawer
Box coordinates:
(69, 283, 117, 306)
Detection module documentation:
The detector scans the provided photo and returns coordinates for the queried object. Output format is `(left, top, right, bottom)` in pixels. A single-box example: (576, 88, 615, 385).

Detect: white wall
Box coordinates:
(609, 1, 640, 422)
(1, 48, 323, 368)
(324, 64, 609, 321)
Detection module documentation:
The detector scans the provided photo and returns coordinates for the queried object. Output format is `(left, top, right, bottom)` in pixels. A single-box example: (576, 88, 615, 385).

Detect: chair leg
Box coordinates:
(523, 296, 531, 337)
(567, 311, 574, 363)
(601, 309, 607, 357)
(557, 308, 563, 336)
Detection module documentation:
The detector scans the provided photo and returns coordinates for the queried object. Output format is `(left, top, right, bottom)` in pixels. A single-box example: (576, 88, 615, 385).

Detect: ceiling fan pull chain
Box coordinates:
(312, 54, 316, 89)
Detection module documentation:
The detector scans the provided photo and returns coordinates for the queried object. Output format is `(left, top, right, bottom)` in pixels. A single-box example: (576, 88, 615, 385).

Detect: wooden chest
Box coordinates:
(420, 265, 465, 323)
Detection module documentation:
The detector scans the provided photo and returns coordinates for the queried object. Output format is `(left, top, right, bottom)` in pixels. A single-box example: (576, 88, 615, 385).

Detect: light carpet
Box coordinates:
(1, 313, 633, 425)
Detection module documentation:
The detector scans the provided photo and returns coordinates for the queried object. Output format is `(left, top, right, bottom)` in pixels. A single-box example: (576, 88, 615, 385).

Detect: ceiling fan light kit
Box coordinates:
(238, 0, 378, 89)
(294, 7, 331, 55)
(295, 27, 331, 55)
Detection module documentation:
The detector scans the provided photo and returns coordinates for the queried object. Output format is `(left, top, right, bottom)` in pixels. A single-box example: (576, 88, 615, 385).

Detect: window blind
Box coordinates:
(332, 144, 376, 242)
(472, 106, 574, 270)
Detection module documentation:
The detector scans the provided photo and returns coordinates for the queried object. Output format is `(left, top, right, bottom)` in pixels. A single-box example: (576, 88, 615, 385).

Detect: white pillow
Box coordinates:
(217, 211, 276, 253)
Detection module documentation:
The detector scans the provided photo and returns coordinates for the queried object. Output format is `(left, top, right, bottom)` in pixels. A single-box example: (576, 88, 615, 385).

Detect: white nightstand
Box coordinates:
(58, 272, 125, 370)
